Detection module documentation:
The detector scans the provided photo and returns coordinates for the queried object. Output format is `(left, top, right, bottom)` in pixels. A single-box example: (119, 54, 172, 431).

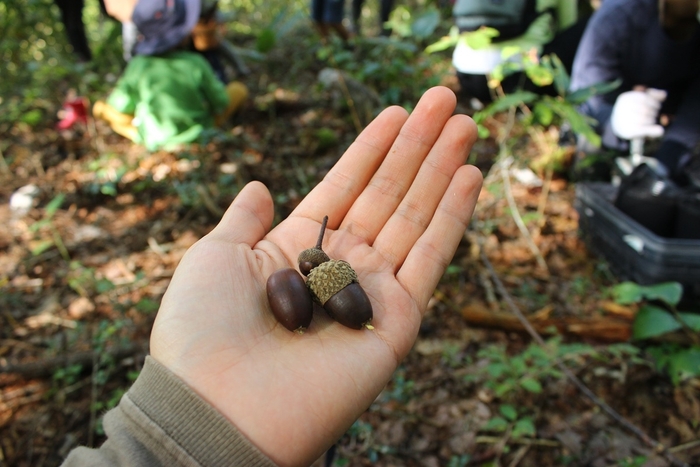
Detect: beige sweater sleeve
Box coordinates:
(61, 356, 277, 467)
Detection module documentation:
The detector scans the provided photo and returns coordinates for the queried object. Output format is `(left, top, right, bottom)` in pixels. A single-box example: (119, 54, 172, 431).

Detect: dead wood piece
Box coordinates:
(460, 304, 632, 342)
(0, 342, 148, 380)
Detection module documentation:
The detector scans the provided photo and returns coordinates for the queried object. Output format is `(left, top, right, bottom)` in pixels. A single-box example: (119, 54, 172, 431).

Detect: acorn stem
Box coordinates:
(316, 216, 329, 250)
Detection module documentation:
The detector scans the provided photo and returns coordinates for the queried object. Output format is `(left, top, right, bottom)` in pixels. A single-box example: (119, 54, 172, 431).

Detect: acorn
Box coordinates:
(297, 215, 331, 276)
(266, 268, 313, 333)
(306, 259, 374, 330)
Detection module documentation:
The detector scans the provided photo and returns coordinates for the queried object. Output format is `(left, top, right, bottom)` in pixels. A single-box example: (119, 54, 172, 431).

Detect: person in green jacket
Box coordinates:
(62, 86, 483, 467)
(93, 0, 248, 151)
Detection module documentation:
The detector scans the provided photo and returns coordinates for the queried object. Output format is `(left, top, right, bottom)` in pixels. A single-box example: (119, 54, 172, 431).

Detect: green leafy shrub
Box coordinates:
(612, 281, 700, 385)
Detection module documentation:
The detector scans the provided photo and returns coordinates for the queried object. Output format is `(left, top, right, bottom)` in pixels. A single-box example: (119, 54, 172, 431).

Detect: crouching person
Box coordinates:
(93, 0, 248, 151)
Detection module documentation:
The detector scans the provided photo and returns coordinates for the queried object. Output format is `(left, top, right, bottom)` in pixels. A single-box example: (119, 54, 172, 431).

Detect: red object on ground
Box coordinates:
(56, 97, 89, 130)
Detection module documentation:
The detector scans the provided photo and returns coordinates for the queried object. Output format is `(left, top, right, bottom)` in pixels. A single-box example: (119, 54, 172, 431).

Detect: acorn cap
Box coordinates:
(298, 247, 330, 270)
(306, 260, 358, 305)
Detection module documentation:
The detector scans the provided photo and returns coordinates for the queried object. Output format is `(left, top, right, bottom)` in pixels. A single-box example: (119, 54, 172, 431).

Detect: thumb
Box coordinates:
(209, 181, 274, 246)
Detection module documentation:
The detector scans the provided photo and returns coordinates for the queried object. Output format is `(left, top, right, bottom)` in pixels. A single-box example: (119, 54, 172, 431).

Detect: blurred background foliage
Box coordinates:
(0, 0, 450, 134)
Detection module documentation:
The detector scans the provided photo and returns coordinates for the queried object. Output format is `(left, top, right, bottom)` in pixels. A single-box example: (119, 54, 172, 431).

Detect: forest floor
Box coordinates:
(1, 25, 699, 467)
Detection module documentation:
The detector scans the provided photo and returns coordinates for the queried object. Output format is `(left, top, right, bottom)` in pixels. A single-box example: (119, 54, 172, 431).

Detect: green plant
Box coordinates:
(335, 419, 396, 464)
(29, 193, 70, 259)
(446, 455, 471, 467)
(612, 281, 700, 385)
(473, 52, 619, 147)
(427, 26, 620, 168)
(618, 455, 648, 467)
(53, 363, 84, 387)
(66, 261, 114, 297)
(381, 366, 415, 403)
(321, 35, 444, 108)
(85, 153, 132, 196)
(1, 0, 124, 134)
(481, 403, 536, 439)
(384, 5, 442, 41)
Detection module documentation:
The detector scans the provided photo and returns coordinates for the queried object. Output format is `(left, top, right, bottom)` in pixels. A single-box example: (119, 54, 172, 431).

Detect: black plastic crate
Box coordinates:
(575, 182, 700, 298)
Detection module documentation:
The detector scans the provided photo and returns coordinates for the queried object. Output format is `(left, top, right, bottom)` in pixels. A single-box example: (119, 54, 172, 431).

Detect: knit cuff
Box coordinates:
(127, 356, 277, 467)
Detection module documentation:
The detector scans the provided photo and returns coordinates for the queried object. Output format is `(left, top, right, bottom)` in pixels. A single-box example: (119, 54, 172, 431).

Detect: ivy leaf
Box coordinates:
(632, 305, 681, 340)
(639, 282, 683, 307)
(411, 7, 440, 39)
(611, 281, 682, 306)
(520, 377, 543, 393)
(611, 281, 645, 305)
(678, 312, 700, 331)
(499, 404, 518, 421)
(512, 417, 536, 439)
(482, 416, 509, 432)
(648, 345, 700, 385)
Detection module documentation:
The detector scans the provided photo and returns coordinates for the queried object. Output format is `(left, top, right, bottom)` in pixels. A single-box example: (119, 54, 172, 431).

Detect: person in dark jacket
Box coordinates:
(570, 0, 700, 181)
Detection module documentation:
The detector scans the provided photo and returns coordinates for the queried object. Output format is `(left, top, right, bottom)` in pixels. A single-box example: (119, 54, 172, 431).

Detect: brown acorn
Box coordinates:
(266, 268, 313, 333)
(297, 215, 331, 276)
(306, 259, 374, 330)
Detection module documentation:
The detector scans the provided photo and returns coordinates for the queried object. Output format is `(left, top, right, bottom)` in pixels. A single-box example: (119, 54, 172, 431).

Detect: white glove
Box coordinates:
(610, 88, 667, 140)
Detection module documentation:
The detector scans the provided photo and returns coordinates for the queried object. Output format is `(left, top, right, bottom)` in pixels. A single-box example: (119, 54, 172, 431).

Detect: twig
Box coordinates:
(478, 244, 690, 467)
(528, 128, 554, 229)
(475, 436, 560, 447)
(195, 183, 224, 217)
(667, 306, 700, 347)
(494, 107, 548, 272)
(507, 445, 531, 467)
(493, 426, 512, 466)
(0, 342, 147, 379)
(0, 144, 10, 177)
(499, 159, 548, 272)
(478, 270, 499, 306)
(326, 54, 363, 135)
(668, 439, 700, 454)
(536, 165, 553, 229)
(87, 351, 98, 447)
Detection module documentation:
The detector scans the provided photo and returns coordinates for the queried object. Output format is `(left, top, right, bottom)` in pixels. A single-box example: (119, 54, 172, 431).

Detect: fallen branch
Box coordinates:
(478, 245, 689, 467)
(460, 302, 632, 342)
(0, 342, 148, 379)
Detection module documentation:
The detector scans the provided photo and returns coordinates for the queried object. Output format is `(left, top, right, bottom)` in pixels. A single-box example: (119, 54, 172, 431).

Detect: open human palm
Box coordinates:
(149, 86, 482, 466)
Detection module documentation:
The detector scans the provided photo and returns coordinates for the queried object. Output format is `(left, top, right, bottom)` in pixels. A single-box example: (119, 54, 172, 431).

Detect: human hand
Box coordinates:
(611, 87, 667, 140)
(149, 86, 482, 466)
